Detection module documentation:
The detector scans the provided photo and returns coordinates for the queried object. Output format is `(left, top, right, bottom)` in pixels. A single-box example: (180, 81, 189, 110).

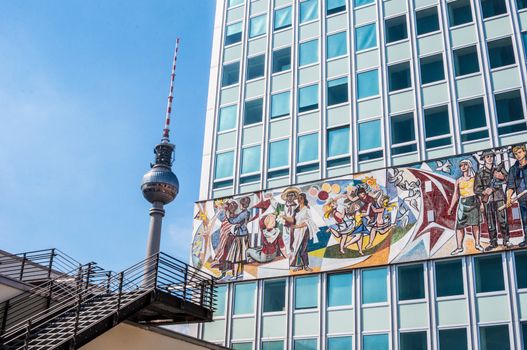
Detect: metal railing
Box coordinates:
(0, 252, 216, 349)
(0, 249, 81, 283)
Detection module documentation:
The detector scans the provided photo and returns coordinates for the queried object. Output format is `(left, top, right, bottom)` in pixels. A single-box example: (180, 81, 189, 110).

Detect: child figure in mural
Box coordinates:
(474, 150, 511, 251)
(365, 194, 395, 250)
(506, 144, 527, 247)
(225, 196, 251, 280)
(211, 200, 238, 278)
(246, 214, 285, 263)
(286, 193, 319, 271)
(448, 159, 484, 255)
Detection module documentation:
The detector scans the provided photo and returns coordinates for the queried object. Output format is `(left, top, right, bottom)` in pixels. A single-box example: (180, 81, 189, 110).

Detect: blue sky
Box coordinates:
(0, 1, 216, 272)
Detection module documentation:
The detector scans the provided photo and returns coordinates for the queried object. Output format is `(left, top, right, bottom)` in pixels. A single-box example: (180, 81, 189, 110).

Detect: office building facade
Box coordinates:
(191, 0, 527, 348)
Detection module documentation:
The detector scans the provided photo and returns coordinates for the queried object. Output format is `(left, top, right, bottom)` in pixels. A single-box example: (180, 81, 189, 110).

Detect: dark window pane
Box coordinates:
(480, 325, 510, 350)
(488, 37, 515, 69)
(461, 130, 489, 142)
(398, 264, 425, 301)
(327, 0, 346, 15)
(328, 336, 353, 350)
(435, 259, 464, 297)
(459, 98, 487, 132)
(448, 0, 473, 26)
(244, 99, 263, 125)
(516, 252, 527, 289)
(481, 0, 507, 18)
(426, 137, 451, 149)
(328, 273, 353, 307)
(222, 62, 240, 87)
(475, 255, 505, 293)
(420, 54, 445, 84)
(453, 46, 479, 77)
(392, 143, 417, 155)
(273, 47, 291, 73)
(388, 62, 411, 91)
(225, 22, 243, 45)
(523, 322, 527, 350)
(424, 106, 450, 138)
(495, 90, 524, 124)
(391, 113, 415, 145)
(263, 279, 286, 312)
(439, 328, 468, 350)
(247, 55, 265, 80)
(358, 150, 384, 161)
(400, 331, 427, 350)
(385, 15, 408, 43)
(519, 0, 527, 10)
(362, 268, 388, 304)
(327, 78, 349, 106)
(262, 341, 284, 350)
(499, 123, 527, 135)
(295, 275, 318, 309)
(416, 7, 439, 35)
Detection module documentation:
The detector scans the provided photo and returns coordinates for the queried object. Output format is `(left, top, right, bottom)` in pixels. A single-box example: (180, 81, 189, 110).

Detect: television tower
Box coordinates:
(141, 39, 180, 260)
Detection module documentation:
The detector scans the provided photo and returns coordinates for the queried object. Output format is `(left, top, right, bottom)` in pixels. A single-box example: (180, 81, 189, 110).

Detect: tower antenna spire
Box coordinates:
(162, 38, 180, 143)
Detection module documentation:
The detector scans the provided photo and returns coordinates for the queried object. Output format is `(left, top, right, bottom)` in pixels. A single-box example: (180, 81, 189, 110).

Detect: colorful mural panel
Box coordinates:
(190, 145, 527, 281)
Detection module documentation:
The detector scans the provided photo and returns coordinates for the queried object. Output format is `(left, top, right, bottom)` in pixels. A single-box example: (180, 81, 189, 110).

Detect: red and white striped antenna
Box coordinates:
(162, 38, 180, 143)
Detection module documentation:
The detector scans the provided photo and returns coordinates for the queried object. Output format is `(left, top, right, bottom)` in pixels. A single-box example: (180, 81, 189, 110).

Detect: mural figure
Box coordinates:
(246, 213, 285, 263)
(281, 187, 300, 256)
(448, 159, 484, 255)
(211, 200, 237, 278)
(366, 194, 396, 249)
(507, 145, 527, 247)
(225, 196, 251, 280)
(288, 193, 318, 271)
(474, 150, 510, 251)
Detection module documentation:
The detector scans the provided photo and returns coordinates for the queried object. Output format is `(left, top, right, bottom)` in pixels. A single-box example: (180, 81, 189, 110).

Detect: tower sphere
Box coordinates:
(141, 142, 179, 204)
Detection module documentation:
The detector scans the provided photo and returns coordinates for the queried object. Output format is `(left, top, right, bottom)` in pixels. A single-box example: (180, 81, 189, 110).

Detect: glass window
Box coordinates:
(357, 69, 379, 99)
(363, 334, 388, 350)
(299, 84, 319, 112)
(516, 251, 527, 289)
(294, 339, 317, 350)
(295, 275, 319, 309)
(424, 106, 451, 149)
(416, 7, 439, 35)
(327, 126, 350, 158)
(359, 119, 382, 152)
(362, 267, 387, 304)
(229, 0, 243, 7)
(400, 331, 427, 350)
(218, 105, 237, 132)
(481, 0, 507, 18)
(215, 151, 234, 179)
(327, 0, 346, 15)
(214, 284, 227, 317)
(327, 32, 348, 58)
(523, 32, 527, 58)
(244, 99, 263, 125)
(269, 139, 289, 169)
(250, 14, 267, 38)
(438, 328, 468, 350)
(355, 0, 375, 7)
(234, 282, 256, 315)
(356, 24, 377, 51)
(273, 47, 291, 73)
(385, 15, 407, 43)
(327, 336, 352, 350)
(448, 0, 472, 27)
(523, 322, 527, 350)
(327, 77, 348, 106)
(420, 54, 445, 84)
(453, 46, 479, 77)
(474, 255, 504, 293)
(388, 62, 411, 92)
(241, 145, 261, 174)
(271, 91, 291, 119)
(300, 39, 318, 66)
(225, 22, 243, 45)
(495, 90, 527, 135)
(459, 98, 489, 142)
(487, 37, 515, 69)
(247, 54, 265, 80)
(298, 133, 319, 163)
(391, 113, 416, 155)
(327, 273, 353, 307)
(232, 343, 253, 350)
(300, 0, 318, 23)
(479, 325, 510, 350)
(519, 0, 527, 9)
(398, 264, 424, 301)
(262, 341, 284, 350)
(274, 6, 292, 30)
(263, 279, 286, 312)
(222, 62, 240, 87)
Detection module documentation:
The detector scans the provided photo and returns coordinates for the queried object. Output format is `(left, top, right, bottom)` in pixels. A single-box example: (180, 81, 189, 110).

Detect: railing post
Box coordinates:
(72, 296, 82, 348)
(46, 280, 53, 308)
(47, 248, 56, 279)
(19, 253, 27, 281)
(84, 262, 93, 290)
(183, 266, 188, 301)
(1, 300, 9, 335)
(106, 272, 112, 294)
(153, 253, 160, 288)
(24, 319, 31, 350)
(209, 280, 214, 310)
(116, 272, 124, 311)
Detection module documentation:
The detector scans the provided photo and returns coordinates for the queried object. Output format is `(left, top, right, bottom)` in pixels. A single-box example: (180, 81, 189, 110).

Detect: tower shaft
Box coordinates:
(145, 201, 165, 259)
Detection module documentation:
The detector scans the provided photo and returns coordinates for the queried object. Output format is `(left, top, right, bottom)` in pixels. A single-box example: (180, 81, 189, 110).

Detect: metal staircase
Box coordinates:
(0, 252, 215, 350)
